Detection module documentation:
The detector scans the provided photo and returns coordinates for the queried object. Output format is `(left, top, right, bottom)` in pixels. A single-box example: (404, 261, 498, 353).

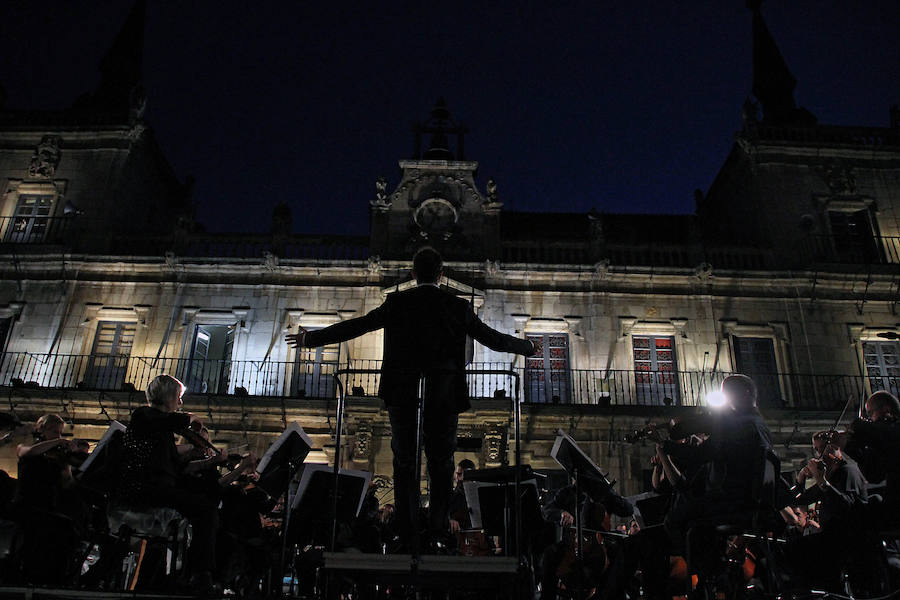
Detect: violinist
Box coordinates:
(792, 431, 867, 528)
(785, 431, 868, 592)
(118, 374, 218, 593)
(539, 473, 634, 600)
(660, 375, 773, 566)
(15, 414, 85, 515)
(14, 414, 88, 584)
(845, 391, 900, 519)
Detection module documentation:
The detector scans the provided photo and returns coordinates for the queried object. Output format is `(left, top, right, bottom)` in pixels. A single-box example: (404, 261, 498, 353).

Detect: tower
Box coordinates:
(369, 99, 502, 260)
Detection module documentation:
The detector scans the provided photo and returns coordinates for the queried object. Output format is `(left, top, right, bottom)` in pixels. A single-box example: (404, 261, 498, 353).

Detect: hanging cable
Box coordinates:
(96, 391, 112, 422)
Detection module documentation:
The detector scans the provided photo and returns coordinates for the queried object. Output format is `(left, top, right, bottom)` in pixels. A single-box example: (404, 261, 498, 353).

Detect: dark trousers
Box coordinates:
(388, 402, 458, 543)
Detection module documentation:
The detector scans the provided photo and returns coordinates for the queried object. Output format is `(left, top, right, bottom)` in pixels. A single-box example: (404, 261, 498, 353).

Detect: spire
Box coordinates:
(74, 0, 147, 118)
(412, 98, 467, 160)
(747, 0, 815, 126)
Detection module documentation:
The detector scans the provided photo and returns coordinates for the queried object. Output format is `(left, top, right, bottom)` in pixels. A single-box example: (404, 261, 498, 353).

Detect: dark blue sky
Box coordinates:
(2, 2, 898, 235)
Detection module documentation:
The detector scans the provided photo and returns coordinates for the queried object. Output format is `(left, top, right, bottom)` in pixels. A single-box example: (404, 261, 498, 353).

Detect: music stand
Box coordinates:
(291, 464, 371, 523)
(256, 422, 313, 596)
(255, 421, 313, 499)
(463, 466, 542, 556)
(78, 420, 126, 476)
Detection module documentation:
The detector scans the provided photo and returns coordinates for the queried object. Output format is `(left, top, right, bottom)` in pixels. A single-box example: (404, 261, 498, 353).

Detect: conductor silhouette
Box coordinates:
(286, 247, 535, 548)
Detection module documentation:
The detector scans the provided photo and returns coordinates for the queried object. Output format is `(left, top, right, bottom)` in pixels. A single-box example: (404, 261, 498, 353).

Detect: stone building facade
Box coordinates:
(0, 3, 898, 504)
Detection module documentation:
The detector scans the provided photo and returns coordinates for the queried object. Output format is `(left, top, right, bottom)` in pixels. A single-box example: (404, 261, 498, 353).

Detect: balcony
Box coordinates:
(0, 215, 75, 246)
(798, 234, 900, 266)
(0, 352, 876, 410)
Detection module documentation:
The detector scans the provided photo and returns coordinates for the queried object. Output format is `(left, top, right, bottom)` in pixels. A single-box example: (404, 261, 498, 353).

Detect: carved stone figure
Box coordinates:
(28, 136, 61, 178)
(486, 179, 498, 202)
(371, 176, 391, 209)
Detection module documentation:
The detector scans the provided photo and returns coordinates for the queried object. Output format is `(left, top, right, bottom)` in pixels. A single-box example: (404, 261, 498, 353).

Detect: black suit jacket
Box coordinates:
(303, 285, 534, 413)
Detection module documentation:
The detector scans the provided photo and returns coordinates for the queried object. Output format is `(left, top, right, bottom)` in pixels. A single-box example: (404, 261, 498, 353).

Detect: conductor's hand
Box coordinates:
(560, 511, 574, 527)
(285, 326, 309, 348)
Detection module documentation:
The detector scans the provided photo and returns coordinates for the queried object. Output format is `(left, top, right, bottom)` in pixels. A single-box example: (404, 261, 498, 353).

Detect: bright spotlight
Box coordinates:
(706, 390, 727, 409)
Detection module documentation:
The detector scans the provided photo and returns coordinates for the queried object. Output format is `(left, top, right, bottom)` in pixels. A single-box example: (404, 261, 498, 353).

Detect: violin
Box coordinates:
(624, 412, 717, 444)
(33, 430, 90, 468)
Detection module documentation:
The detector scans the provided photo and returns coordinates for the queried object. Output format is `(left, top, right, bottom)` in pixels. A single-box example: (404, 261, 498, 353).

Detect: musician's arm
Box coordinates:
(656, 443, 687, 491)
(541, 486, 573, 525)
(16, 437, 70, 459)
(603, 489, 634, 518)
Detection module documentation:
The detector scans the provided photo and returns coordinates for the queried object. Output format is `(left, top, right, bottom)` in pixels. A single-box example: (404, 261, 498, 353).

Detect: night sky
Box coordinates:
(2, 2, 898, 236)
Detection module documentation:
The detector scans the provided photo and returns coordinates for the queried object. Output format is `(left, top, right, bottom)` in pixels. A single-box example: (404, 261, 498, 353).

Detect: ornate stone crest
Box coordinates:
(819, 161, 856, 196)
(352, 423, 373, 462)
(28, 135, 61, 178)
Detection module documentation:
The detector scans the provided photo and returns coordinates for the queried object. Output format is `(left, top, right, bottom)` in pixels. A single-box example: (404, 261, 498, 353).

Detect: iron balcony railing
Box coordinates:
(798, 234, 900, 266)
(0, 215, 75, 245)
(0, 352, 879, 410)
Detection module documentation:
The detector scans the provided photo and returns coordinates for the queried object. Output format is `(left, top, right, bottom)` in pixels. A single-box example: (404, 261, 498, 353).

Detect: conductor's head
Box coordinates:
(413, 247, 443, 284)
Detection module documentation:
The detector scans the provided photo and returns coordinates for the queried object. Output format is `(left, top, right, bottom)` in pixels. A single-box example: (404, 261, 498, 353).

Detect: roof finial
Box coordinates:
(413, 98, 468, 160)
(74, 0, 147, 118)
(747, 0, 816, 126)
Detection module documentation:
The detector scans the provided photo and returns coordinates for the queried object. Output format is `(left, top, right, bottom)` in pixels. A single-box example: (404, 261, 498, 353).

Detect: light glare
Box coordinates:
(706, 391, 727, 408)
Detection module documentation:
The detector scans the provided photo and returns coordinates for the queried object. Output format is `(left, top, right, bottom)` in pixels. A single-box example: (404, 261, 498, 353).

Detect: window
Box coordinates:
(0, 317, 11, 353)
(85, 321, 136, 389)
(185, 324, 235, 394)
(291, 331, 339, 398)
(828, 209, 880, 263)
(632, 335, 679, 405)
(733, 337, 782, 408)
(525, 333, 570, 403)
(5, 194, 53, 243)
(863, 341, 900, 397)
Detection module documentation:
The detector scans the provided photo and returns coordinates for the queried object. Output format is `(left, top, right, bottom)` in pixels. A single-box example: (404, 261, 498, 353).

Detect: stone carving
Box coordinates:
(371, 176, 391, 210)
(485, 259, 500, 277)
(28, 136, 61, 178)
(594, 259, 610, 278)
(482, 424, 507, 467)
(483, 178, 503, 212)
(353, 423, 373, 462)
(694, 262, 713, 282)
(819, 161, 856, 196)
(129, 85, 147, 123)
(367, 255, 382, 274)
(127, 122, 148, 142)
(263, 251, 279, 272)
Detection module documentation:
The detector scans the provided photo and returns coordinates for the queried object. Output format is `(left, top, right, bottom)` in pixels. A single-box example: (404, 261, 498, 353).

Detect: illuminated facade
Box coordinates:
(0, 3, 898, 499)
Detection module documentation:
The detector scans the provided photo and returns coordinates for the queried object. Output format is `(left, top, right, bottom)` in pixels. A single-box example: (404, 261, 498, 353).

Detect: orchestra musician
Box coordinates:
(287, 247, 536, 551)
(117, 374, 219, 593)
(844, 391, 900, 519)
(659, 375, 774, 571)
(14, 413, 88, 584)
(786, 430, 868, 591)
(539, 472, 634, 600)
(448, 458, 475, 534)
